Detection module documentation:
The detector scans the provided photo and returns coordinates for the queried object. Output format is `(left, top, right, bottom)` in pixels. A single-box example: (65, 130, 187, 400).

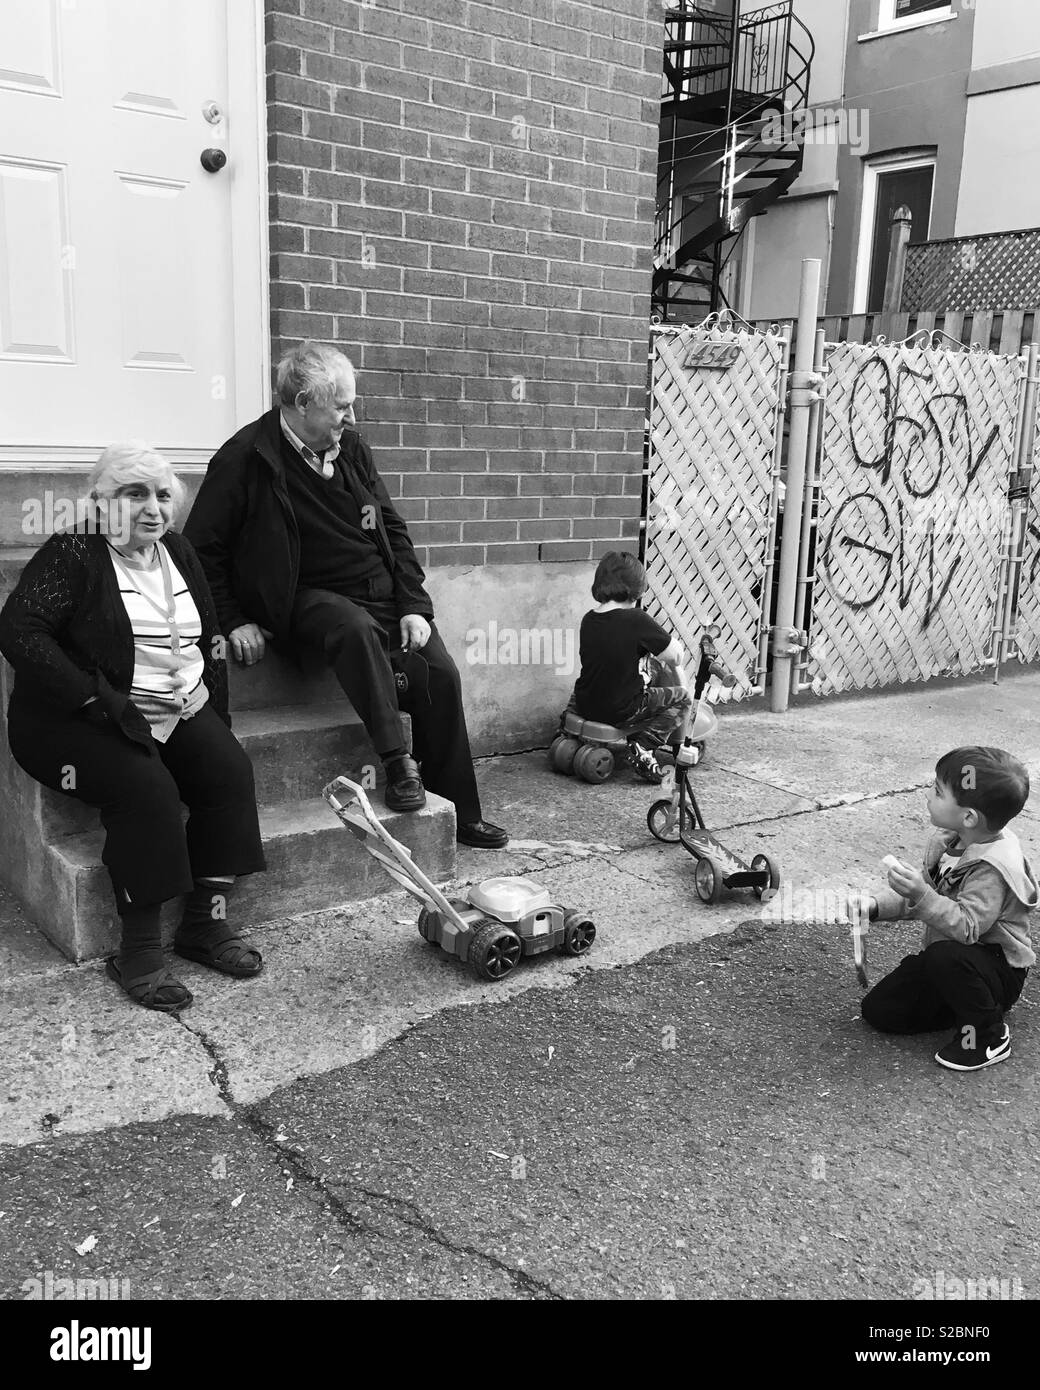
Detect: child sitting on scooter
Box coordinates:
(571, 551, 691, 784)
(861, 745, 1037, 1071)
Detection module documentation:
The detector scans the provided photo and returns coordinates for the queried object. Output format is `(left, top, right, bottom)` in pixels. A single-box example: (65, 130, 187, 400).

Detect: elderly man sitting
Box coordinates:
(184, 341, 508, 848)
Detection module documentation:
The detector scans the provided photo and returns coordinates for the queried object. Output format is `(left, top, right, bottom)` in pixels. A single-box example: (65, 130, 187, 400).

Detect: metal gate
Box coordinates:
(643, 322, 789, 699)
(808, 339, 1022, 695)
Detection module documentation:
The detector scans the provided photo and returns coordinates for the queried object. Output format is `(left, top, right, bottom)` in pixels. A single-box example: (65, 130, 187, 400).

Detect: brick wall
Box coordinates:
(265, 0, 661, 568)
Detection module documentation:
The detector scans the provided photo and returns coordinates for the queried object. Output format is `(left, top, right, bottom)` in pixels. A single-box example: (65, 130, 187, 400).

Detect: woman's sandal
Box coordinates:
(172, 928, 263, 978)
(105, 957, 193, 1013)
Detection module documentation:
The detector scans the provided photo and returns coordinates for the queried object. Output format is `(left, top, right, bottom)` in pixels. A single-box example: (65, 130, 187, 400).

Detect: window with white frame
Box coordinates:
(878, 0, 953, 30)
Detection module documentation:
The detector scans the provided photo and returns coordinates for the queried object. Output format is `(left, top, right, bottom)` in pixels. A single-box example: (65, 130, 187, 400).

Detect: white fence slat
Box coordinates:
(808, 341, 1020, 694)
(644, 326, 786, 699)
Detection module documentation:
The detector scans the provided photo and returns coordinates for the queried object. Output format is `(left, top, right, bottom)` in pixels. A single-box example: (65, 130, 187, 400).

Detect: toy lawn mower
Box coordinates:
(322, 776, 596, 981)
(549, 626, 736, 784)
(646, 707, 780, 905)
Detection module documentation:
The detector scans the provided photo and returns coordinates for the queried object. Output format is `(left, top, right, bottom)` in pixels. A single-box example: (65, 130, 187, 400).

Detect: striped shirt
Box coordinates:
(107, 543, 208, 743)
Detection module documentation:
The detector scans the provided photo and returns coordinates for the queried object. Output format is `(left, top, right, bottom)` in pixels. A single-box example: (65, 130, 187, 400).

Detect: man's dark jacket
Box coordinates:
(183, 409, 433, 640)
(0, 528, 229, 747)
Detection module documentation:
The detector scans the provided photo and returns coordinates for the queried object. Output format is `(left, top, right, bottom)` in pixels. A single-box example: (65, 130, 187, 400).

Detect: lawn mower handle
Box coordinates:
(322, 774, 367, 814)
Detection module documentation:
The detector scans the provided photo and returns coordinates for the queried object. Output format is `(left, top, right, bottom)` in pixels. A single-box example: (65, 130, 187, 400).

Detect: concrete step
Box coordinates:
(43, 791, 457, 962)
(227, 644, 344, 711)
(1, 548, 345, 713)
(232, 702, 387, 807)
(36, 700, 402, 837)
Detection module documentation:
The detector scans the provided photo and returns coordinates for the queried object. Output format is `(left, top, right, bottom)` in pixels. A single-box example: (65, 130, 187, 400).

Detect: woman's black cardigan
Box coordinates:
(0, 528, 229, 747)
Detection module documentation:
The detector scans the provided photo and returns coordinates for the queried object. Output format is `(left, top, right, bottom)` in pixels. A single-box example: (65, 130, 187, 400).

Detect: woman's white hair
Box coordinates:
(276, 340, 356, 408)
(88, 441, 187, 517)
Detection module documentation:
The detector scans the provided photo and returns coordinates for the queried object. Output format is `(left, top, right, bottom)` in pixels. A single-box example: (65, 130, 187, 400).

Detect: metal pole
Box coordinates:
(790, 325, 826, 698)
(770, 257, 822, 712)
(1015, 341, 1039, 476)
(996, 340, 1040, 678)
(882, 205, 913, 314)
(711, 0, 741, 310)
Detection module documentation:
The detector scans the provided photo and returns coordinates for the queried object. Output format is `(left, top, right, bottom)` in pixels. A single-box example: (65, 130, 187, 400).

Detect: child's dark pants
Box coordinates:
(621, 658, 691, 742)
(621, 682, 691, 741)
(861, 940, 1027, 1041)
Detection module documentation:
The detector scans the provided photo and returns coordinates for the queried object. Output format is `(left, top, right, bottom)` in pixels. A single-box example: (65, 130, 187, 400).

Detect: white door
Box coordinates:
(0, 0, 267, 457)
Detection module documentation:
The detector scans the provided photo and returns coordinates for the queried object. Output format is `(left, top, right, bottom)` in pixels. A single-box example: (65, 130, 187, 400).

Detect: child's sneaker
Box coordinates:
(624, 738, 664, 784)
(934, 1024, 1010, 1071)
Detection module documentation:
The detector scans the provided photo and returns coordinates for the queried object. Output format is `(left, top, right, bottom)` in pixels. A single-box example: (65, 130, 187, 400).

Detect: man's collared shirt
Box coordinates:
(279, 413, 340, 480)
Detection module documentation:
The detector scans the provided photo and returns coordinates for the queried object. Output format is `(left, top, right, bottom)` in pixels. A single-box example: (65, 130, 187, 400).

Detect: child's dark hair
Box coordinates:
(935, 746, 1029, 831)
(592, 551, 645, 603)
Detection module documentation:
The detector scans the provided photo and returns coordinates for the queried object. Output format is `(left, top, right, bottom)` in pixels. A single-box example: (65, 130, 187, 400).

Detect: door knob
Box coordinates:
(200, 148, 227, 173)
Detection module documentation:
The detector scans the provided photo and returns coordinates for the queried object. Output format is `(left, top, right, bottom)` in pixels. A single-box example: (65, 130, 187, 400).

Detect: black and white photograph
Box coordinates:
(0, 0, 1036, 1353)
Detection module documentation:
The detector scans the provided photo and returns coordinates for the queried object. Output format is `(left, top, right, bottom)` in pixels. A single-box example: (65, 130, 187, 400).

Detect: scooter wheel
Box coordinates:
(573, 744, 614, 783)
(647, 798, 680, 843)
(750, 853, 781, 902)
(548, 735, 581, 775)
(558, 911, 596, 957)
(694, 855, 723, 905)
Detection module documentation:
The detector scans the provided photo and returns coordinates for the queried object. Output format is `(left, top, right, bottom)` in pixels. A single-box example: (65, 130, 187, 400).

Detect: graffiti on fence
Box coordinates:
(1014, 482, 1040, 662)
(820, 349, 1006, 632)
(1028, 525, 1040, 586)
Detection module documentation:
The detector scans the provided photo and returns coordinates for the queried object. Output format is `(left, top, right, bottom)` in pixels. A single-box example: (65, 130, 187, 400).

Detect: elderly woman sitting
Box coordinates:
(0, 443, 265, 1012)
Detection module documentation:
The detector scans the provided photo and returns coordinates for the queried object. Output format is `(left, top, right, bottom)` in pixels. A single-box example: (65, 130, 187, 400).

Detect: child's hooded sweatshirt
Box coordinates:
(874, 827, 1038, 969)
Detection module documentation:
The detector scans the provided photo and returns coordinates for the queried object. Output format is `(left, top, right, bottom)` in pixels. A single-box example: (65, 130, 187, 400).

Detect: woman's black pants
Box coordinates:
(8, 703, 265, 914)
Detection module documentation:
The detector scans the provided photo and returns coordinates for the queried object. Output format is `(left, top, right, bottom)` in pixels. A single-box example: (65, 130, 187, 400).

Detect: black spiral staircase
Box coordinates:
(654, 1, 815, 320)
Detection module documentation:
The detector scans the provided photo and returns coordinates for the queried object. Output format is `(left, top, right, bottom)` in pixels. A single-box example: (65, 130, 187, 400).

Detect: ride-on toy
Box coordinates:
(645, 706, 781, 905)
(549, 702, 720, 784)
(322, 776, 596, 980)
(549, 626, 736, 783)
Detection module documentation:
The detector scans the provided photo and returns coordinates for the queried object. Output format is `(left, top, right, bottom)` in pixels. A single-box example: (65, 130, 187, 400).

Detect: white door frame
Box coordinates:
(0, 0, 269, 472)
(226, 0, 271, 449)
(852, 152, 936, 314)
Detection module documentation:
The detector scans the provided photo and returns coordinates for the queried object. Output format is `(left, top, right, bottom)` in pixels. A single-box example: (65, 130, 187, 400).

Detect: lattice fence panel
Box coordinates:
(903, 229, 1040, 312)
(809, 342, 1020, 695)
(643, 327, 787, 700)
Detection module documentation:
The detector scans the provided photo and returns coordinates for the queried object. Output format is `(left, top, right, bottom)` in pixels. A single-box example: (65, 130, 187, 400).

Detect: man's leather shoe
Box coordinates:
(384, 755, 426, 812)
(457, 820, 509, 849)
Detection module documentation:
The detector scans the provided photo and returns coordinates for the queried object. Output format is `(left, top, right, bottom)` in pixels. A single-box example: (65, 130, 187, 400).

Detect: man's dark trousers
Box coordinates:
(290, 576, 482, 824)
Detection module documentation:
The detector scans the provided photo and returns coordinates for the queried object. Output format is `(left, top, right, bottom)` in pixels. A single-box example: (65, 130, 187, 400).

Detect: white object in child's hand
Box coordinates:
(881, 854, 908, 873)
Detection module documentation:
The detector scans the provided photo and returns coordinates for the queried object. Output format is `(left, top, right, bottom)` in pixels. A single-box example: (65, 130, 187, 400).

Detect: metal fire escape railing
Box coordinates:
(654, 1, 815, 319)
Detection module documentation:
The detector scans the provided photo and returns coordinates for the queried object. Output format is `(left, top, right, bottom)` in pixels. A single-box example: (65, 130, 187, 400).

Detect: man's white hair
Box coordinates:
(87, 441, 187, 516)
(276, 340, 356, 408)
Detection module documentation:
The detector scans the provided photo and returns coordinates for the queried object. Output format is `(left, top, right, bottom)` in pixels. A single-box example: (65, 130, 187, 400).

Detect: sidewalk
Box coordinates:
(1, 671, 1038, 1298)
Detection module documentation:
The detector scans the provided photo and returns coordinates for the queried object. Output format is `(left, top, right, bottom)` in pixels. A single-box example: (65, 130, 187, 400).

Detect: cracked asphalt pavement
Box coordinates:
(1, 671, 1039, 1303)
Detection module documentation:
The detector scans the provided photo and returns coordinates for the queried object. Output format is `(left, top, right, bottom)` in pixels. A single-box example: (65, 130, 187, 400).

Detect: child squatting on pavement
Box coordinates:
(861, 746, 1038, 1072)
(571, 551, 692, 784)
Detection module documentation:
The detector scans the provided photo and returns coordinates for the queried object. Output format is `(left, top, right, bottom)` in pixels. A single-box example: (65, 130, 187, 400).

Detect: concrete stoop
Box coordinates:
(0, 618, 458, 962)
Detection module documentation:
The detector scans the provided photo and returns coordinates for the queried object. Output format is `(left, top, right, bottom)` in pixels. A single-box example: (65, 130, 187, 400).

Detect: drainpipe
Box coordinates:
(822, 189, 836, 315)
(770, 257, 823, 712)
